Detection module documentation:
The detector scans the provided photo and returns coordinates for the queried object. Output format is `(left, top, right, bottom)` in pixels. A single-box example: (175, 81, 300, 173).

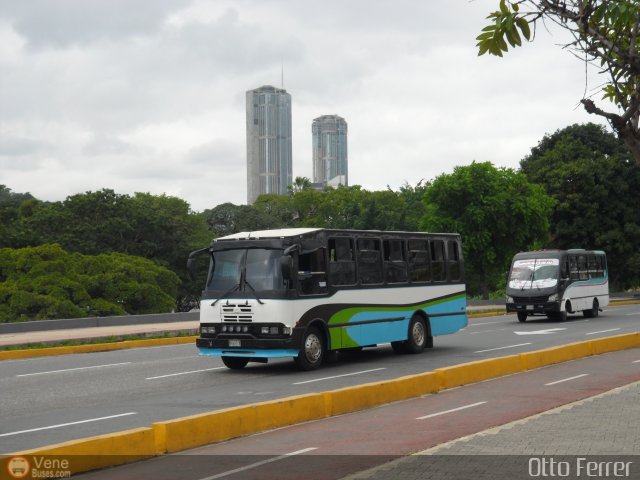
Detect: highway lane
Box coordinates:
(1, 303, 638, 453)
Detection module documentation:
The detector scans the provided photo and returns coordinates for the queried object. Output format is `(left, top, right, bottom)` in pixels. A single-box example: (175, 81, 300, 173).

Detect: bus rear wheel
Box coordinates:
(221, 357, 249, 370)
(405, 316, 427, 354)
(583, 299, 599, 318)
(294, 326, 324, 371)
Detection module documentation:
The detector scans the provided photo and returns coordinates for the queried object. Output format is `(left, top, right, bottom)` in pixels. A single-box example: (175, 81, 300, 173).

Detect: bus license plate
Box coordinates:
(526, 305, 534, 311)
(229, 339, 241, 347)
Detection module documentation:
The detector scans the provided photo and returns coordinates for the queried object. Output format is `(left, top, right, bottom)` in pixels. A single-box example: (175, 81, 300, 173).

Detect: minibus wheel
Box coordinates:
(222, 357, 249, 370)
(583, 299, 599, 318)
(517, 312, 527, 323)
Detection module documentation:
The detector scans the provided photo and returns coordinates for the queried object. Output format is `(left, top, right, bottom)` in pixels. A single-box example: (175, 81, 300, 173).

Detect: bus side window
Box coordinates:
(328, 238, 356, 286)
(383, 239, 408, 283)
(298, 248, 327, 295)
(447, 241, 461, 282)
(569, 255, 579, 281)
(578, 255, 588, 280)
(431, 240, 446, 282)
(596, 255, 605, 277)
(408, 239, 430, 283)
(357, 238, 383, 285)
(587, 254, 597, 279)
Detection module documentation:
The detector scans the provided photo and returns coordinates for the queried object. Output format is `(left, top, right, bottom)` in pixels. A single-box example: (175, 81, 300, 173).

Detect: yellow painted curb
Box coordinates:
(434, 354, 524, 389)
(589, 332, 640, 355)
(0, 336, 197, 361)
(4, 332, 639, 476)
(153, 392, 327, 453)
(1, 427, 156, 476)
(520, 341, 593, 371)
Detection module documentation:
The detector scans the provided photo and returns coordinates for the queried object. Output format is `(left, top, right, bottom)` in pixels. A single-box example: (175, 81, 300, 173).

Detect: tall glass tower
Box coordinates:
(312, 115, 348, 187)
(246, 85, 292, 204)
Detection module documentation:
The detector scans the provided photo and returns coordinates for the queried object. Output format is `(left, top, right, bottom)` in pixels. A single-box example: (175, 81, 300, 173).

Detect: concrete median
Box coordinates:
(2, 332, 639, 476)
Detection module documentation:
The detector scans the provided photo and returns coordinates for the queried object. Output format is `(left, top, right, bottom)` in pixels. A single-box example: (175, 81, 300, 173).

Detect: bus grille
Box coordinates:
(221, 302, 254, 322)
(513, 296, 548, 304)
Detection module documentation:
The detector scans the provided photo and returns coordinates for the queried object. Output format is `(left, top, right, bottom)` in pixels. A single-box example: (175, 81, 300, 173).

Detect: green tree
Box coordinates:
(288, 176, 313, 194)
(396, 181, 429, 231)
(203, 202, 285, 238)
(477, 1, 640, 162)
(9, 189, 210, 307)
(0, 185, 36, 248)
(521, 123, 640, 288)
(421, 162, 554, 298)
(0, 244, 180, 322)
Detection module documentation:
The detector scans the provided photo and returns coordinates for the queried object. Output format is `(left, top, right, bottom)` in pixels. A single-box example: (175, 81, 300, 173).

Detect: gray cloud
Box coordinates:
(0, 0, 610, 211)
(0, 0, 191, 48)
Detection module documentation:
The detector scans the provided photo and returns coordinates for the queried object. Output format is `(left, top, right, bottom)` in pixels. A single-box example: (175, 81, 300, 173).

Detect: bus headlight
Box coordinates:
(283, 327, 292, 336)
(201, 326, 216, 334)
(548, 294, 558, 302)
(506, 296, 514, 303)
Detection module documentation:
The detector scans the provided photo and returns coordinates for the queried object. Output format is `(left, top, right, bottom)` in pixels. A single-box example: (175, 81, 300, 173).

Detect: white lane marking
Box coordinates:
(545, 374, 589, 386)
(146, 367, 225, 380)
(416, 401, 487, 420)
(474, 343, 531, 353)
(197, 447, 317, 480)
(0, 412, 137, 438)
(632, 360, 640, 364)
(585, 328, 621, 336)
(625, 313, 639, 316)
(469, 321, 507, 326)
(16, 362, 131, 377)
(292, 368, 386, 385)
(514, 328, 566, 335)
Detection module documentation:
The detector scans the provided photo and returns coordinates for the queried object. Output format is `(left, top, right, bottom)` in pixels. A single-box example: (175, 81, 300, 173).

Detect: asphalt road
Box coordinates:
(1, 304, 639, 454)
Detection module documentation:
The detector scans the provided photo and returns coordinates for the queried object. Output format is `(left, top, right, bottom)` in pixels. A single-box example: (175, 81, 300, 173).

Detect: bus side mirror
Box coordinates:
(187, 247, 209, 282)
(280, 255, 293, 281)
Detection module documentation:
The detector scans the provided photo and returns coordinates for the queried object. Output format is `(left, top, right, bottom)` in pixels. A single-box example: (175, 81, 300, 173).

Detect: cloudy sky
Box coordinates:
(0, 0, 609, 212)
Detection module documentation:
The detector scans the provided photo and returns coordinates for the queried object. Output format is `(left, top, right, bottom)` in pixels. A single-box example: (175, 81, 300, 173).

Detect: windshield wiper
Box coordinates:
(211, 283, 240, 306)
(244, 280, 265, 305)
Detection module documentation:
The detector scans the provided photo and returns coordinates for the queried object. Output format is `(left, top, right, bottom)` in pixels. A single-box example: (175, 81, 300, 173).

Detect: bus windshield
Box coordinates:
(509, 258, 559, 289)
(207, 249, 284, 292)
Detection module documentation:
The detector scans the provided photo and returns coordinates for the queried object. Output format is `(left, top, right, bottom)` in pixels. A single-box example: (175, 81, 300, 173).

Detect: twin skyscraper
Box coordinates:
(246, 85, 348, 204)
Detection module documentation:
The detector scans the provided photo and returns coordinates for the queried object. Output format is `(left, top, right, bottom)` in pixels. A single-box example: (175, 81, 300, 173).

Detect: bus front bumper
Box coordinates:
(506, 302, 560, 315)
(196, 337, 300, 358)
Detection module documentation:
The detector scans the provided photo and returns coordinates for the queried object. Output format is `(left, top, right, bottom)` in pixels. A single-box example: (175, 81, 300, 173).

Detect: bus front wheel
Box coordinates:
(517, 312, 527, 323)
(222, 357, 249, 370)
(295, 327, 324, 371)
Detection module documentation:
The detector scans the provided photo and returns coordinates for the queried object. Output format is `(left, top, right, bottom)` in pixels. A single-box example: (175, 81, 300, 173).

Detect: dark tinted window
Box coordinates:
(447, 241, 461, 281)
(328, 238, 356, 286)
(298, 248, 328, 295)
(357, 238, 382, 285)
(431, 240, 446, 281)
(408, 239, 430, 283)
(383, 239, 408, 283)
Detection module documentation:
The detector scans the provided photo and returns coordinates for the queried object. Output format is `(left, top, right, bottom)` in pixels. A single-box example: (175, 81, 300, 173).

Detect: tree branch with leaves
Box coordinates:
(477, 0, 640, 162)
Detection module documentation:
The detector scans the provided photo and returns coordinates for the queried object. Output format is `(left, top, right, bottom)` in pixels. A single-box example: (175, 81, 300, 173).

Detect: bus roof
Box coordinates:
(513, 249, 606, 260)
(216, 228, 323, 241)
(215, 228, 460, 242)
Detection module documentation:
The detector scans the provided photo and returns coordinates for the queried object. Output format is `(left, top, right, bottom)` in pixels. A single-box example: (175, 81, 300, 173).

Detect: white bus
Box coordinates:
(188, 228, 467, 370)
(506, 249, 609, 322)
